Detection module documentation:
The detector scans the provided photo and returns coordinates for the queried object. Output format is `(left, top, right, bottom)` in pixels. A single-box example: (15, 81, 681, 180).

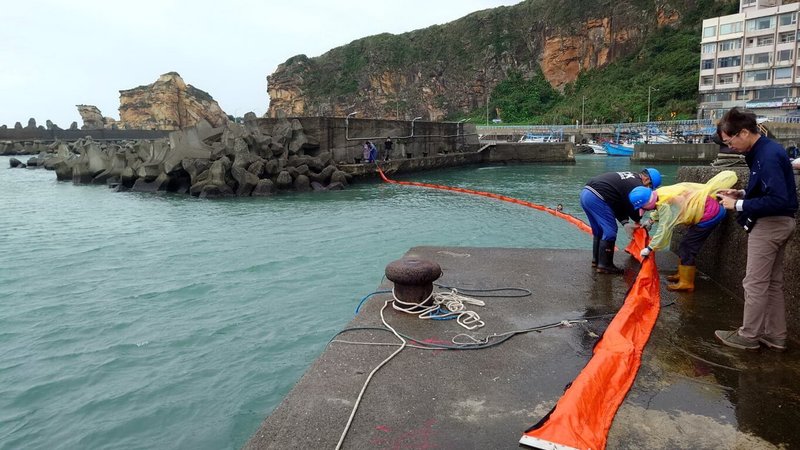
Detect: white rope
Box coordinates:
(335, 288, 487, 447)
(391, 287, 486, 330)
(335, 301, 406, 450)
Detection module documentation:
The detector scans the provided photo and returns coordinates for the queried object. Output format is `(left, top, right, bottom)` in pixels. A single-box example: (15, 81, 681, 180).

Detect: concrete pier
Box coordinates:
(245, 246, 800, 449)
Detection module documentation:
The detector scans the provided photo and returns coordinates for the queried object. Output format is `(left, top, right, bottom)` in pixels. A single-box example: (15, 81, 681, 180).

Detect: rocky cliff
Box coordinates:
(116, 72, 229, 130)
(266, 0, 724, 121)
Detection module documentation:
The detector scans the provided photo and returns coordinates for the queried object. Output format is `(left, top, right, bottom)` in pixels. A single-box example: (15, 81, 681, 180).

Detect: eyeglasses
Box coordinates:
(722, 131, 741, 146)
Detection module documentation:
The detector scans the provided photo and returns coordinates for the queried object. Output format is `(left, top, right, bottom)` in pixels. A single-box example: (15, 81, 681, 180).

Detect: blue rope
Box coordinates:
(354, 290, 391, 314)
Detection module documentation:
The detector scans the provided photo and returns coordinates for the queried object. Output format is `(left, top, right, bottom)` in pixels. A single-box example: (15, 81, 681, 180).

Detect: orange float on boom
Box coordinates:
(377, 168, 592, 235)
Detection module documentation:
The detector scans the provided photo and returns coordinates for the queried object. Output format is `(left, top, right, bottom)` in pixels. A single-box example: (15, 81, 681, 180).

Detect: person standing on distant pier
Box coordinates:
(384, 137, 393, 161)
(715, 107, 797, 352)
(362, 141, 371, 163)
(579, 168, 662, 274)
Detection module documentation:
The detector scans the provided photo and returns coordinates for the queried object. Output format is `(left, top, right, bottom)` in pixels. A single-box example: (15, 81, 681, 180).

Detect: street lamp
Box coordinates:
(647, 86, 659, 123)
(647, 86, 658, 143)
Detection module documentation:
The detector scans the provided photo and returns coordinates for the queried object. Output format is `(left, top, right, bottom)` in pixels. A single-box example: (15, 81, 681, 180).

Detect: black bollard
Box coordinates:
(384, 258, 442, 310)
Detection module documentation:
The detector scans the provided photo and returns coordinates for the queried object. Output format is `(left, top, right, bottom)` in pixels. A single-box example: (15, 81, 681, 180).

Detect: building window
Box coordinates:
(718, 74, 737, 84)
(779, 31, 796, 43)
(745, 70, 771, 82)
(703, 43, 717, 54)
(780, 12, 797, 27)
(757, 35, 774, 46)
(775, 67, 793, 79)
(719, 22, 743, 35)
(777, 49, 794, 62)
(701, 59, 715, 70)
(703, 26, 717, 38)
(755, 88, 790, 99)
(742, 0, 756, 5)
(718, 39, 742, 51)
(702, 93, 733, 102)
(747, 17, 776, 32)
(718, 56, 741, 67)
(745, 52, 772, 65)
(701, 76, 714, 86)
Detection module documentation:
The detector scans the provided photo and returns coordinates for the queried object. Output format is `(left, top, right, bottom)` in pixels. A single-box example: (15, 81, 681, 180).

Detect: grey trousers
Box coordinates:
(739, 215, 797, 340)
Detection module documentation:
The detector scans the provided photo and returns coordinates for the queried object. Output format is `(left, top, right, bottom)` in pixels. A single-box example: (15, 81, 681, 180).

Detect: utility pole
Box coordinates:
(486, 94, 490, 126)
(581, 95, 586, 129)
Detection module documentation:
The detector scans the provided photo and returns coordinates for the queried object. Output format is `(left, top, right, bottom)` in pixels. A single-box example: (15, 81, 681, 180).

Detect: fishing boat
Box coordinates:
(602, 142, 634, 157)
(587, 143, 606, 154)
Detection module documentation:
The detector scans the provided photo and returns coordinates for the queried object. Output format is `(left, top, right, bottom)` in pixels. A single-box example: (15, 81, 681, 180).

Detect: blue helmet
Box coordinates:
(629, 186, 654, 209)
(643, 168, 662, 189)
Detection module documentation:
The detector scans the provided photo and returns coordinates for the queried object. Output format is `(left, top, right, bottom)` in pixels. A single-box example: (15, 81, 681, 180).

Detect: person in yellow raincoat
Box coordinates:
(627, 170, 738, 291)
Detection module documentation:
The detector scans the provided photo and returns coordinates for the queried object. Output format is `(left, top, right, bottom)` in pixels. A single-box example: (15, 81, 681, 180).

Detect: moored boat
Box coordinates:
(602, 142, 634, 156)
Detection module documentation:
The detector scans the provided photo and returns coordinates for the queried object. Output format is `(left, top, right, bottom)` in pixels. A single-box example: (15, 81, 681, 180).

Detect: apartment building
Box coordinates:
(698, 0, 800, 119)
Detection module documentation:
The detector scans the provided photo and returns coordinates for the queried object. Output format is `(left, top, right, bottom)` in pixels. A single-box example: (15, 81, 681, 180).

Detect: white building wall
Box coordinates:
(698, 1, 800, 119)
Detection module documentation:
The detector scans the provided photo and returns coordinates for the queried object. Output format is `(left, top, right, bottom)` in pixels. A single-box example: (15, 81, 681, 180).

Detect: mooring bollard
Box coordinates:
(384, 258, 442, 310)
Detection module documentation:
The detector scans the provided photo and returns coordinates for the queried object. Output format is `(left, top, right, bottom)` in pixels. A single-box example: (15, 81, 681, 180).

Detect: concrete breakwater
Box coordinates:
(8, 117, 576, 197)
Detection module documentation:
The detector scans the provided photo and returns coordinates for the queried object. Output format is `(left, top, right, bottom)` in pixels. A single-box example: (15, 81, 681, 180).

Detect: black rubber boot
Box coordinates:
(591, 237, 600, 267)
(596, 239, 623, 274)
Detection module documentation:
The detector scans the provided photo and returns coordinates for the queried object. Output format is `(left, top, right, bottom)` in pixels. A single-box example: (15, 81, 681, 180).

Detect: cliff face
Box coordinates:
(266, 0, 697, 121)
(118, 72, 229, 130)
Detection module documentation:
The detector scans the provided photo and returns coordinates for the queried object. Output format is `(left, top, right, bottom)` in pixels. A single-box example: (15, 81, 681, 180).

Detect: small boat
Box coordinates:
(519, 132, 560, 143)
(587, 143, 606, 154)
(602, 142, 634, 157)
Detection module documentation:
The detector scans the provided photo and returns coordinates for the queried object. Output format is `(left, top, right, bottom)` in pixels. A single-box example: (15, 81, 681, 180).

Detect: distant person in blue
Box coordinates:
(715, 107, 797, 351)
(580, 168, 662, 274)
(367, 141, 378, 163)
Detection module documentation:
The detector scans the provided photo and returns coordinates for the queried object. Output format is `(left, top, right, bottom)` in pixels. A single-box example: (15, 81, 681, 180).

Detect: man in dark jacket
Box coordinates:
(580, 168, 662, 274)
(716, 107, 798, 351)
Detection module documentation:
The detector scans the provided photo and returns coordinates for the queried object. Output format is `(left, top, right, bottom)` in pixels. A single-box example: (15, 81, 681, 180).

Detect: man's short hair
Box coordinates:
(718, 107, 759, 138)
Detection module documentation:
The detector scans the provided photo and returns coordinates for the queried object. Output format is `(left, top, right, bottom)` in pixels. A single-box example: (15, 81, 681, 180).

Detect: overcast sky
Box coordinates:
(1, 0, 521, 128)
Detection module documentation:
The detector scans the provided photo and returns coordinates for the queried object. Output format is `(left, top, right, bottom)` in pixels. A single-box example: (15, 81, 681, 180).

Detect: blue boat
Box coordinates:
(602, 142, 634, 157)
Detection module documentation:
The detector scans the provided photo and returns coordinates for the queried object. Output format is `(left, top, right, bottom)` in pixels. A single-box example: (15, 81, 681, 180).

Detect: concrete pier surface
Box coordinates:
(245, 246, 800, 449)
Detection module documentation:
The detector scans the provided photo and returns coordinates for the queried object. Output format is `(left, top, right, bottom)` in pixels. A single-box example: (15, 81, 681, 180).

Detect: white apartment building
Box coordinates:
(698, 0, 800, 119)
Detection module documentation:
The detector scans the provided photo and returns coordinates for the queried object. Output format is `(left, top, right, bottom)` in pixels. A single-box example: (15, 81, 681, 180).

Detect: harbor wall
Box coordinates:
(485, 142, 575, 163)
(674, 166, 800, 335)
(632, 143, 719, 162)
(253, 117, 480, 165)
(339, 142, 575, 179)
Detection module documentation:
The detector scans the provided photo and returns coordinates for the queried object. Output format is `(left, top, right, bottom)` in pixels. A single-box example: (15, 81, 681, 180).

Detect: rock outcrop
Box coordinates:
(118, 72, 229, 130)
(76, 105, 118, 130)
(17, 119, 349, 199)
(266, 0, 687, 121)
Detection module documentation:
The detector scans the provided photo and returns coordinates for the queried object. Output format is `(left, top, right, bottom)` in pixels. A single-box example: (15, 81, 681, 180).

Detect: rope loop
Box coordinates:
(391, 287, 485, 330)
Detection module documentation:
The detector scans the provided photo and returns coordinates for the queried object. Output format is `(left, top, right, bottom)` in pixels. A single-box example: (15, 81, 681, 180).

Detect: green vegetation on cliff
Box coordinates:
(272, 0, 740, 124)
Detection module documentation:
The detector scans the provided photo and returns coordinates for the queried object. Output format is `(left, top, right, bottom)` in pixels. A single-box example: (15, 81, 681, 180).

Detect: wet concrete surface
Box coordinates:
(244, 246, 800, 449)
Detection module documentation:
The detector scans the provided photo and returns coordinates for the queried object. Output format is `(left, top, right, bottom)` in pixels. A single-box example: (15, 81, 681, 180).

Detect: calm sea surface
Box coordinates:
(0, 155, 678, 449)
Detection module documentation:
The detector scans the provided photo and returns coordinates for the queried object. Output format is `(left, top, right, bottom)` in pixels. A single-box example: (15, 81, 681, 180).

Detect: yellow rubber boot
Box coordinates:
(666, 268, 681, 282)
(667, 265, 696, 292)
(666, 260, 682, 282)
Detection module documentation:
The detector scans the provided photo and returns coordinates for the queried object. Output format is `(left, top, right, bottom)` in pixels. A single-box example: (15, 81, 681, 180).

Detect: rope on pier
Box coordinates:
(376, 167, 592, 235)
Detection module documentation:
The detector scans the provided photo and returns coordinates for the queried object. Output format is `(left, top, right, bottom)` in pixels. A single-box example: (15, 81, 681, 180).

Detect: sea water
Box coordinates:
(0, 155, 678, 449)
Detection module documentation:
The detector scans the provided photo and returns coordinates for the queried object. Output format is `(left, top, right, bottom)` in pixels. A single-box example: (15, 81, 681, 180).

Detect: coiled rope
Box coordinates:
(391, 287, 486, 330)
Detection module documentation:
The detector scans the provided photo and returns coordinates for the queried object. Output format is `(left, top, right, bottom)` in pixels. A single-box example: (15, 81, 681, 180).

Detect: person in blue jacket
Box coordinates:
(716, 107, 798, 351)
(580, 168, 662, 274)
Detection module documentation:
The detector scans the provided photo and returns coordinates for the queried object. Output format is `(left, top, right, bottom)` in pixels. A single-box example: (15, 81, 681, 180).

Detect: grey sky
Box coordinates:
(1, 0, 521, 128)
